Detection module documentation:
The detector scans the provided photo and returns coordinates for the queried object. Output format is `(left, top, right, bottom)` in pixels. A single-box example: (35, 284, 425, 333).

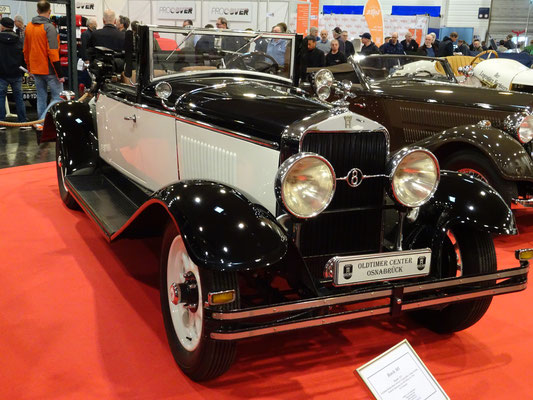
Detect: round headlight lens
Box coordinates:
(518, 115, 533, 143)
(317, 85, 331, 100)
(315, 69, 334, 88)
(390, 149, 440, 207)
(155, 81, 172, 100)
(277, 153, 336, 218)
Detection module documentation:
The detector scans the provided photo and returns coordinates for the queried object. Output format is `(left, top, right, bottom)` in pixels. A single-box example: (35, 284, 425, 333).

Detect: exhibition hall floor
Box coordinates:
(1, 162, 532, 400)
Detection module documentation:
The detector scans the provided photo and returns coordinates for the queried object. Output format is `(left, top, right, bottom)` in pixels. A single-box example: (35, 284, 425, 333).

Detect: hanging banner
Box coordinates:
(208, 2, 252, 22)
(156, 1, 196, 20)
(363, 0, 384, 47)
(296, 0, 319, 35)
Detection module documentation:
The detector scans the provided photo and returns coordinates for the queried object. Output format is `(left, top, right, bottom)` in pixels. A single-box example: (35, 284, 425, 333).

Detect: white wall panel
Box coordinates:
(442, 0, 490, 39)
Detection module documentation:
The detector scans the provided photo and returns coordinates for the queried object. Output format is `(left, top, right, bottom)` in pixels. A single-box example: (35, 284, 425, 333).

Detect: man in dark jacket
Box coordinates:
(87, 9, 125, 53)
(300, 35, 325, 82)
(381, 32, 405, 54)
(80, 17, 97, 61)
(417, 34, 438, 57)
(0, 17, 28, 127)
(437, 32, 457, 57)
(341, 31, 355, 57)
(401, 32, 418, 53)
(326, 39, 347, 66)
(359, 32, 379, 55)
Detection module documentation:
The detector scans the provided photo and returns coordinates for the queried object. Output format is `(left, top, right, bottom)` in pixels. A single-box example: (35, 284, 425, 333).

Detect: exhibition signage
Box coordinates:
(0, 5, 11, 14)
(356, 340, 449, 400)
(296, 0, 319, 35)
(208, 2, 252, 22)
(363, 0, 384, 47)
(156, 1, 196, 20)
(76, 2, 97, 16)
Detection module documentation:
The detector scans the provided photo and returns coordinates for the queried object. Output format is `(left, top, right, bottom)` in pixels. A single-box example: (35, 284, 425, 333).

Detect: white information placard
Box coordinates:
(156, 1, 196, 20)
(208, 2, 252, 22)
(0, 5, 11, 14)
(356, 340, 449, 400)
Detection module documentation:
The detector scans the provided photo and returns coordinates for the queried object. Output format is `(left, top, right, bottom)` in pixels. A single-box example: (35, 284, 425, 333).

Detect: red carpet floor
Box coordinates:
(1, 162, 532, 400)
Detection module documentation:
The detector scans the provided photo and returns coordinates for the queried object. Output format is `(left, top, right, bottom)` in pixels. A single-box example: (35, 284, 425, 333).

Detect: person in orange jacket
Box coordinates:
(23, 0, 64, 123)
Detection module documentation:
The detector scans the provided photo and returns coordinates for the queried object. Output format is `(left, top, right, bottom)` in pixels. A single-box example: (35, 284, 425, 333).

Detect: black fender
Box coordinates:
(415, 124, 533, 181)
(404, 171, 516, 256)
(44, 100, 99, 175)
(151, 181, 289, 271)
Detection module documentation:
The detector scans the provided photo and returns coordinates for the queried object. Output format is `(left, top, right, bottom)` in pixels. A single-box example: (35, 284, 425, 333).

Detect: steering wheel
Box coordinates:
(226, 51, 279, 74)
(470, 49, 499, 66)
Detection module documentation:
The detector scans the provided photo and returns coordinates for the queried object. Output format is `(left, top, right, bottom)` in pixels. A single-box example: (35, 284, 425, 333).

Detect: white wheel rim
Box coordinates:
(167, 235, 203, 352)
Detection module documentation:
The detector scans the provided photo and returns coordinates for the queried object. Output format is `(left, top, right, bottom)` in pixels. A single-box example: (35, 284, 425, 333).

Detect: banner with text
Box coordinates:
(208, 2, 252, 22)
(156, 1, 196, 20)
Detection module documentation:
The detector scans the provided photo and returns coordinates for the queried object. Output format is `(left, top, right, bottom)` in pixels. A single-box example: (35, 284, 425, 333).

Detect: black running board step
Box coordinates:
(66, 174, 142, 237)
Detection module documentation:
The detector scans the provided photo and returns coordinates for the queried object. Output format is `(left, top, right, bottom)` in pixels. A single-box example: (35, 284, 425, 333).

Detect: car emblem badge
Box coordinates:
(343, 264, 353, 280)
(417, 256, 427, 271)
(346, 168, 364, 188)
(344, 114, 352, 129)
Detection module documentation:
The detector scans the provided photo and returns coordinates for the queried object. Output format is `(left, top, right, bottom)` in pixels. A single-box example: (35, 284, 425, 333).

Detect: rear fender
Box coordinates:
(415, 125, 533, 181)
(144, 181, 289, 272)
(45, 101, 99, 176)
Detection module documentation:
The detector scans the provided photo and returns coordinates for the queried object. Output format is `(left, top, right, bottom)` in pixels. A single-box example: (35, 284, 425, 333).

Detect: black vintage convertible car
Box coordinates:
(41, 27, 528, 381)
(311, 55, 533, 205)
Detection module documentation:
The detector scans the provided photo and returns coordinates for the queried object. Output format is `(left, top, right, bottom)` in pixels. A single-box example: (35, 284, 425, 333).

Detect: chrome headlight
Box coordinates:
(155, 81, 172, 100)
(518, 115, 533, 143)
(389, 148, 440, 208)
(276, 153, 336, 218)
(315, 69, 334, 88)
(503, 111, 533, 144)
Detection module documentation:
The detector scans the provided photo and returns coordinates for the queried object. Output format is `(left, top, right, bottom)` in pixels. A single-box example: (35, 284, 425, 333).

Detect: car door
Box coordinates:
(97, 84, 178, 191)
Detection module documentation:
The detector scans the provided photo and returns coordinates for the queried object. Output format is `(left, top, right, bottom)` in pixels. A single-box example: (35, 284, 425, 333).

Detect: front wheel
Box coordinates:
(55, 141, 79, 210)
(441, 149, 517, 205)
(412, 228, 496, 333)
(160, 222, 239, 381)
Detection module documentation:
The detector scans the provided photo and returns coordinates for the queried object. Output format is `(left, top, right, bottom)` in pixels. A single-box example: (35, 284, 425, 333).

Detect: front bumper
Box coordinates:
(207, 262, 529, 340)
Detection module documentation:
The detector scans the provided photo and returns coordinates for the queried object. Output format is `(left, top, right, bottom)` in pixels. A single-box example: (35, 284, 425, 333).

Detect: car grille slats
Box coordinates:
(298, 131, 387, 259)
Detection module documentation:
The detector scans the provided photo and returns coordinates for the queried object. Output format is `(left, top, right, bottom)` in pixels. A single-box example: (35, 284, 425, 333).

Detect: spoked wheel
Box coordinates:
(160, 222, 240, 381)
(441, 149, 517, 205)
(411, 228, 496, 333)
(55, 141, 79, 210)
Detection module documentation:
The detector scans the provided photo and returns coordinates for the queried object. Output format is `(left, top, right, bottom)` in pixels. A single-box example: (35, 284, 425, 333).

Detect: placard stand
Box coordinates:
(355, 339, 449, 400)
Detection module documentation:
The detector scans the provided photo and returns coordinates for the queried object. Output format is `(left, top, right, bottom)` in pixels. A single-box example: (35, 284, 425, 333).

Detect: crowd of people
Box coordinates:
(0, 0, 136, 131)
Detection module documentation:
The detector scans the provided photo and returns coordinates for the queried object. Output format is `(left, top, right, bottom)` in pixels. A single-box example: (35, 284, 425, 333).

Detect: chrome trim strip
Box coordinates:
(210, 265, 528, 321)
(513, 197, 533, 206)
(152, 69, 293, 85)
(403, 265, 529, 293)
(210, 283, 527, 340)
(211, 289, 393, 320)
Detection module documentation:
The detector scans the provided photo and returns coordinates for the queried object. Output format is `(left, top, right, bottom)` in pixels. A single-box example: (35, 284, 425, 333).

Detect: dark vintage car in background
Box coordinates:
(311, 55, 533, 205)
(41, 27, 529, 381)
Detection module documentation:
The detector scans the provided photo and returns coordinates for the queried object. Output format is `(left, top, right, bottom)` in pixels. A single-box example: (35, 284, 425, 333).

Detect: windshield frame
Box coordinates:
(348, 54, 458, 89)
(147, 25, 298, 84)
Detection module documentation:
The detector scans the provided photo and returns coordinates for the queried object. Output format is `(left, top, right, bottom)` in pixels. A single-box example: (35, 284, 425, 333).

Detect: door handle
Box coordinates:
(124, 114, 137, 123)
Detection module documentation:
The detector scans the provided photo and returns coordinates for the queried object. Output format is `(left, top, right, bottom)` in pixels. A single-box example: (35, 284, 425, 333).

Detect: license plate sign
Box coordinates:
(332, 248, 431, 286)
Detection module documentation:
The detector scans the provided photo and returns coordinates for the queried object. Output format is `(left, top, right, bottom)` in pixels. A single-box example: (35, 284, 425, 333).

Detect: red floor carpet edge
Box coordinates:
(1, 162, 532, 400)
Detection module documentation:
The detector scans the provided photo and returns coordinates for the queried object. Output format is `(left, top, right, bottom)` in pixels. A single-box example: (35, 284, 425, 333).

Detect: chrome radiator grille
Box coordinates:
(298, 131, 388, 259)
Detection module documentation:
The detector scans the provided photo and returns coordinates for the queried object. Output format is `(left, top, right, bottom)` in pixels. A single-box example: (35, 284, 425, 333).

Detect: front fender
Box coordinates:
(155, 181, 288, 271)
(404, 171, 516, 251)
(415, 124, 533, 181)
(45, 101, 99, 176)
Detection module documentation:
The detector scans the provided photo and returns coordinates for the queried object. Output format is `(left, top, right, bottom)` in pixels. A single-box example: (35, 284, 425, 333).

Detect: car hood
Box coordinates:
(370, 80, 533, 112)
(150, 76, 329, 144)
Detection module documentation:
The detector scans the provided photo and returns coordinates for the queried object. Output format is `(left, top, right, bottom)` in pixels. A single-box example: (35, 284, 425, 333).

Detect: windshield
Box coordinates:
(353, 55, 455, 83)
(150, 28, 295, 81)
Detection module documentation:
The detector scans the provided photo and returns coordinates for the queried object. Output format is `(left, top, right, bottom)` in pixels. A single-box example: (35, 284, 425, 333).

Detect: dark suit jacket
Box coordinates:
(87, 24, 125, 52)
